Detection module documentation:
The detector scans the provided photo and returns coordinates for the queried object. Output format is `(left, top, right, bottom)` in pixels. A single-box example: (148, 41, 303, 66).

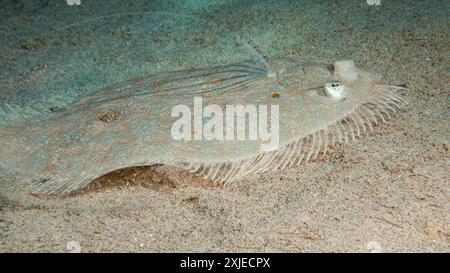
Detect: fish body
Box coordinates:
(0, 57, 407, 194)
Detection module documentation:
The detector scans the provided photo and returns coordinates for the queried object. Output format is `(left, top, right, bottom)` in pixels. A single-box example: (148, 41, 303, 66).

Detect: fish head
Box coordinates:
(261, 56, 404, 150)
(272, 56, 380, 104)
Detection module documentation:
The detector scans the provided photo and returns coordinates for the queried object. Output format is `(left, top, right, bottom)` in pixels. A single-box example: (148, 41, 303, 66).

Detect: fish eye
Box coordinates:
(323, 82, 347, 99)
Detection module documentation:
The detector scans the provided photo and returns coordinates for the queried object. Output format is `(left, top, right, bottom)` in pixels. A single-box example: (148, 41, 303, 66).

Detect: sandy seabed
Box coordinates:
(0, 0, 448, 252)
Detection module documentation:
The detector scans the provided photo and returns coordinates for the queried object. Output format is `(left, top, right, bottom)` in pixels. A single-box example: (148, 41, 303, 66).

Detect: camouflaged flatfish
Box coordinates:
(0, 56, 407, 194)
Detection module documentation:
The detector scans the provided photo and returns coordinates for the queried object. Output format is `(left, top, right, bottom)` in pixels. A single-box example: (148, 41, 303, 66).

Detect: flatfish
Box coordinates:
(0, 55, 407, 194)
